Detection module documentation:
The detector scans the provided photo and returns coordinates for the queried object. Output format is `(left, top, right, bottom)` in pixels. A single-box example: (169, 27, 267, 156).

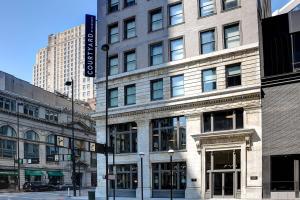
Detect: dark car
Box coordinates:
(23, 181, 55, 192)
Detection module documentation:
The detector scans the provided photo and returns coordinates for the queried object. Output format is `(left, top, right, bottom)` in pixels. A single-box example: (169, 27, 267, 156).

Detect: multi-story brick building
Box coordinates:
(94, 0, 270, 199)
(32, 25, 95, 102)
(0, 71, 97, 191)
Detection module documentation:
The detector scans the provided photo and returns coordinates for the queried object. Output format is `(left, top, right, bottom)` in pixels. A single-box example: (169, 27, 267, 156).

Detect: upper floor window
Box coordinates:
(108, 23, 119, 44)
(23, 103, 39, 118)
(151, 79, 163, 101)
(124, 0, 135, 8)
(124, 84, 136, 105)
(222, 0, 239, 11)
(108, 0, 119, 13)
(170, 37, 184, 61)
(150, 8, 163, 32)
(0, 126, 16, 159)
(0, 97, 16, 112)
(45, 110, 58, 122)
(202, 68, 216, 92)
(203, 108, 244, 132)
(109, 55, 119, 76)
(199, 0, 215, 17)
(150, 42, 163, 66)
(109, 88, 118, 108)
(124, 18, 136, 39)
(124, 50, 137, 72)
(226, 64, 241, 87)
(109, 122, 137, 154)
(171, 75, 184, 97)
(224, 23, 240, 49)
(109, 164, 137, 189)
(46, 134, 59, 162)
(200, 29, 216, 54)
(24, 130, 40, 161)
(169, 2, 183, 26)
(152, 116, 186, 151)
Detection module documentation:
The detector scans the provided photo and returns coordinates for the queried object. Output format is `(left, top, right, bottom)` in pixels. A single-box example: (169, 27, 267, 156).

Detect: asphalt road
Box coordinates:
(0, 191, 90, 200)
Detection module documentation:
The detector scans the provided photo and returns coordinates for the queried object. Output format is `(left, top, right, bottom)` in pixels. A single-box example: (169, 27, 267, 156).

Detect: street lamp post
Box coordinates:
(139, 152, 145, 200)
(16, 102, 22, 192)
(101, 44, 110, 200)
(168, 149, 174, 200)
(65, 79, 76, 197)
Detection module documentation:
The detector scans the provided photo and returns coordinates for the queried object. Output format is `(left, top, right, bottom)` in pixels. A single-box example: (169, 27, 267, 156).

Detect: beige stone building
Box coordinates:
(32, 25, 95, 102)
(94, 0, 270, 199)
(0, 71, 97, 191)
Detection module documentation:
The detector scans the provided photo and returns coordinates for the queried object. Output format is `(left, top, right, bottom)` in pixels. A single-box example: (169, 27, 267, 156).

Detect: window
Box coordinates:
(202, 68, 216, 92)
(171, 75, 184, 97)
(170, 38, 184, 61)
(0, 97, 16, 112)
(169, 3, 183, 26)
(152, 162, 186, 191)
(109, 164, 137, 190)
(292, 32, 300, 70)
(124, 0, 135, 7)
(46, 134, 59, 162)
(125, 84, 136, 105)
(200, 29, 215, 54)
(222, 0, 239, 11)
(109, 122, 137, 154)
(108, 0, 119, 13)
(24, 131, 40, 161)
(109, 88, 118, 108)
(124, 50, 136, 72)
(23, 104, 39, 118)
(224, 23, 240, 49)
(0, 126, 16, 159)
(152, 116, 186, 151)
(124, 18, 136, 39)
(150, 42, 163, 66)
(108, 23, 119, 44)
(226, 64, 241, 87)
(151, 79, 163, 101)
(45, 110, 58, 122)
(109, 55, 118, 75)
(91, 152, 97, 168)
(150, 8, 163, 31)
(200, 0, 215, 17)
(203, 108, 244, 132)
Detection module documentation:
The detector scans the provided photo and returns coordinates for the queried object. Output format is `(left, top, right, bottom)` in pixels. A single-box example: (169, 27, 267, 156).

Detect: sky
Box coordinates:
(0, 0, 291, 83)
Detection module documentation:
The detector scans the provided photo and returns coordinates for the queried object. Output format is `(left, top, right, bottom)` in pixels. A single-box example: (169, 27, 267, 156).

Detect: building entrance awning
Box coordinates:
(47, 171, 64, 177)
(25, 170, 44, 176)
(0, 170, 18, 176)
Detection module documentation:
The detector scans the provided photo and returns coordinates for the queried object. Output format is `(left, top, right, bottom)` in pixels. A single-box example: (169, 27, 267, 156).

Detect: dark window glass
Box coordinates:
(109, 55, 118, 76)
(292, 32, 300, 70)
(108, 24, 119, 44)
(150, 8, 163, 31)
(203, 113, 212, 132)
(213, 150, 233, 170)
(201, 30, 215, 54)
(151, 79, 163, 101)
(125, 84, 136, 105)
(24, 143, 39, 160)
(91, 152, 97, 168)
(124, 0, 135, 7)
(224, 23, 240, 49)
(124, 50, 136, 72)
(226, 64, 241, 87)
(271, 155, 294, 191)
(124, 18, 136, 39)
(110, 164, 137, 189)
(108, 0, 119, 13)
(202, 68, 216, 92)
(0, 140, 16, 158)
(150, 42, 163, 66)
(109, 88, 118, 108)
(200, 0, 215, 17)
(171, 75, 184, 97)
(170, 38, 184, 61)
(0, 97, 16, 112)
(213, 110, 233, 131)
(169, 3, 183, 26)
(46, 146, 59, 162)
(222, 0, 238, 10)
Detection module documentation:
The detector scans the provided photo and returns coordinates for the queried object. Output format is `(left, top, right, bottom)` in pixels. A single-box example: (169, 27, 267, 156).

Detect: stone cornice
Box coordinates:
(93, 92, 260, 120)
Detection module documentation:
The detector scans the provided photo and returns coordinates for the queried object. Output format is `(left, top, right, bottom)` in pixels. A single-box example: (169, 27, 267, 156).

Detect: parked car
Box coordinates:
(23, 181, 56, 192)
(57, 183, 79, 191)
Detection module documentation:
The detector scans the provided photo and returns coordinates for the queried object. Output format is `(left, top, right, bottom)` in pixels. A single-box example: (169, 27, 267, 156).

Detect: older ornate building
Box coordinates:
(0, 71, 96, 191)
(94, 0, 270, 199)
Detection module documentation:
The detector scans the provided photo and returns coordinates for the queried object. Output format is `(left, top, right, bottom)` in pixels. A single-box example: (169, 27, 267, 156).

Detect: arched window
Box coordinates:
(46, 134, 59, 162)
(24, 131, 39, 161)
(0, 126, 16, 158)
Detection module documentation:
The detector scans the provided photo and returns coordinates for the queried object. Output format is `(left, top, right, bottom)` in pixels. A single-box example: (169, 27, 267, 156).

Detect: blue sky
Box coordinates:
(0, 0, 290, 83)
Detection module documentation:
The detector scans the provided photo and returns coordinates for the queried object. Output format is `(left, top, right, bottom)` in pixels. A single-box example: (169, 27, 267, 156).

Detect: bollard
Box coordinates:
(68, 188, 70, 197)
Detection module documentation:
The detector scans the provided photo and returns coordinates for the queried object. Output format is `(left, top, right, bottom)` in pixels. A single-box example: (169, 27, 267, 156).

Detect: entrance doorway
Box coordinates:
(206, 150, 241, 198)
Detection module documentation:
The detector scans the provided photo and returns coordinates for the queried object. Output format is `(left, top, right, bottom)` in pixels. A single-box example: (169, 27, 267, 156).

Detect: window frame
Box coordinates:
(169, 37, 185, 61)
(108, 88, 118, 108)
(124, 84, 136, 106)
(124, 50, 137, 72)
(221, 0, 240, 11)
(124, 17, 136, 39)
(108, 0, 119, 13)
(149, 7, 163, 32)
(202, 68, 217, 92)
(124, 0, 135, 8)
(168, 2, 184, 26)
(225, 63, 242, 88)
(171, 75, 185, 97)
(223, 22, 241, 49)
(108, 23, 119, 44)
(109, 55, 119, 76)
(200, 28, 216, 54)
(149, 42, 164, 66)
(109, 164, 137, 190)
(151, 78, 164, 101)
(199, 0, 216, 17)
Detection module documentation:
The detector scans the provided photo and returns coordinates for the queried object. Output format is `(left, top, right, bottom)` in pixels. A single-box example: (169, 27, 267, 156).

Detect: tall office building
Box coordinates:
(94, 0, 270, 199)
(33, 25, 95, 101)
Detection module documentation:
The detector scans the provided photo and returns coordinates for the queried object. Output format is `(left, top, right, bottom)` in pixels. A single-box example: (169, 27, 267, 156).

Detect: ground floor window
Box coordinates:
(109, 164, 137, 190)
(0, 170, 17, 190)
(25, 175, 41, 182)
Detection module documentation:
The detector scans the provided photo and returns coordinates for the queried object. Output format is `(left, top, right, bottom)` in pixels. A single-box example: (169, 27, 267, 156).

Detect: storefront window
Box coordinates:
(109, 164, 137, 190)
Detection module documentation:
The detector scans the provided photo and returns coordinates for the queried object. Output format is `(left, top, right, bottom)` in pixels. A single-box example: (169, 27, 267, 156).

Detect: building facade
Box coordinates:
(32, 25, 95, 102)
(94, 0, 269, 199)
(0, 71, 97, 191)
(261, 7, 300, 200)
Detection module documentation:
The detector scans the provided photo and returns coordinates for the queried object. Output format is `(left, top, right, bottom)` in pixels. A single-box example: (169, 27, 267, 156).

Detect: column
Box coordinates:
(136, 119, 151, 200)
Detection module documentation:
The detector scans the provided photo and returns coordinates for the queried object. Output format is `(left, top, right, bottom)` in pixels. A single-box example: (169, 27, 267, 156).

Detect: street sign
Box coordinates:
(54, 155, 59, 162)
(90, 142, 96, 152)
(84, 14, 96, 77)
(56, 136, 64, 147)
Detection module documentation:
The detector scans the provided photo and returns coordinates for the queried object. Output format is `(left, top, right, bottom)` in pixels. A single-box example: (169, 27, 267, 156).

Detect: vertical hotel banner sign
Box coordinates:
(85, 14, 96, 77)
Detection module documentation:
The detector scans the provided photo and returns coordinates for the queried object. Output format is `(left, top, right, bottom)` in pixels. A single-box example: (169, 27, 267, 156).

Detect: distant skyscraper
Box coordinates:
(33, 24, 94, 101)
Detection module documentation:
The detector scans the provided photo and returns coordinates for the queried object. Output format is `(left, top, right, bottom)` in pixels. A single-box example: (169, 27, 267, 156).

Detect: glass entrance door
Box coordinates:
(213, 172, 234, 197)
